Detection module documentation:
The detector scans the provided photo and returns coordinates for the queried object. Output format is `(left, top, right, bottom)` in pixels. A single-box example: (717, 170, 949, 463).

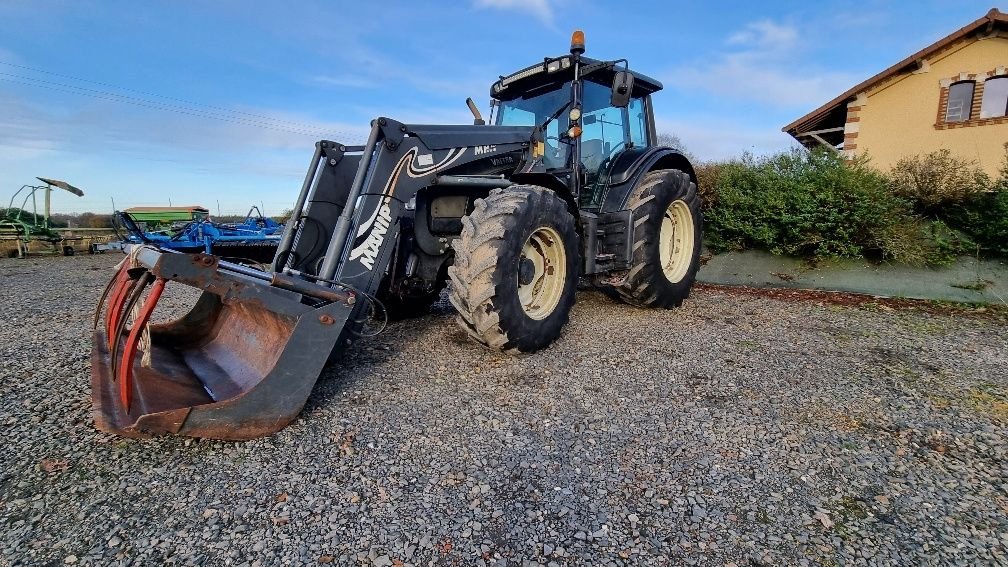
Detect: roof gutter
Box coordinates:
(782, 8, 1008, 138)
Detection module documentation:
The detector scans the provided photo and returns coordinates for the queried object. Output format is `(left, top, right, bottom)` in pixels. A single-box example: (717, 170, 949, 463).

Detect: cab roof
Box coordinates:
(491, 55, 663, 101)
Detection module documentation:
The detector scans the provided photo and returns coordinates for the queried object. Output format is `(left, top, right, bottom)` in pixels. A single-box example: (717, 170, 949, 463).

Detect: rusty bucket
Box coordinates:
(91, 246, 356, 440)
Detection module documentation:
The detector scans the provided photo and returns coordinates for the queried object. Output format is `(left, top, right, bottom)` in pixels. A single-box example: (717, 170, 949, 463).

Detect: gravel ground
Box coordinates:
(1, 254, 1007, 567)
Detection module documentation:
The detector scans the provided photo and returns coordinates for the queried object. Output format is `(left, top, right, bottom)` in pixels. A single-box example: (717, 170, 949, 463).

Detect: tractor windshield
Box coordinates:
(495, 79, 649, 172)
(495, 83, 572, 168)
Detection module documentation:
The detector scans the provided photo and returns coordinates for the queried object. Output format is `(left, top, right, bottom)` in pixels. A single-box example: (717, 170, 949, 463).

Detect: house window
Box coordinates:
(980, 76, 1008, 118)
(945, 81, 974, 122)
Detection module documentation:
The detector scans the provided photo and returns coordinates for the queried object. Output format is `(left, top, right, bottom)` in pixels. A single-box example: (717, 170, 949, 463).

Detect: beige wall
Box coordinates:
(849, 36, 1008, 177)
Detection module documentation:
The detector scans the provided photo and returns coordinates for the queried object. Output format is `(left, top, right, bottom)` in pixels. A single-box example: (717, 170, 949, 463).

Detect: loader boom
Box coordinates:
(92, 118, 538, 439)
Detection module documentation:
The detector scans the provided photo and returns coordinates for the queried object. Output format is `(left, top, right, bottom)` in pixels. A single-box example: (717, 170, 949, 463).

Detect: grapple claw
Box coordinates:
(91, 246, 354, 440)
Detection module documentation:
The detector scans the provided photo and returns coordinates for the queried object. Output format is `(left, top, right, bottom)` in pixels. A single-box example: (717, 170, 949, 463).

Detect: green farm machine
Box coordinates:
(1, 177, 85, 257)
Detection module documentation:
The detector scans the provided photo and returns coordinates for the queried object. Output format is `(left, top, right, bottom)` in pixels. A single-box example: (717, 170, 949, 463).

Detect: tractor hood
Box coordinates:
(405, 124, 534, 151)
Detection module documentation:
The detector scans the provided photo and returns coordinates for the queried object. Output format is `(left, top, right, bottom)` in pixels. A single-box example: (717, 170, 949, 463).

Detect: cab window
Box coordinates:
(627, 97, 648, 148)
(495, 84, 570, 168)
(579, 81, 648, 178)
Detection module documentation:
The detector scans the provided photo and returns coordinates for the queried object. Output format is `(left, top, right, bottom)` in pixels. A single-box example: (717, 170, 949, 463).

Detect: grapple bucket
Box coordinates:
(91, 246, 356, 440)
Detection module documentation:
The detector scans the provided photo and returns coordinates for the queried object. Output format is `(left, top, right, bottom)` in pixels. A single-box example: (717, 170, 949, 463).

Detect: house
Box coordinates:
(784, 8, 1008, 176)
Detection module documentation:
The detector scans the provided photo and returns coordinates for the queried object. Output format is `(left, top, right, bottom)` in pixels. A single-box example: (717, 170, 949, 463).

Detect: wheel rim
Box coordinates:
(517, 226, 566, 320)
(659, 200, 695, 283)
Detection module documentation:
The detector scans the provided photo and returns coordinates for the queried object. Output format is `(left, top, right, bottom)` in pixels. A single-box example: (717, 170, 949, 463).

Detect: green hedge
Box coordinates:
(698, 147, 1008, 265)
(703, 150, 916, 261)
(942, 186, 1008, 258)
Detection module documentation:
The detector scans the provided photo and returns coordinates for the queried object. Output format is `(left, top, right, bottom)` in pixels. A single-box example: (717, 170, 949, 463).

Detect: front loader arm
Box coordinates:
(90, 117, 533, 440)
(277, 118, 534, 299)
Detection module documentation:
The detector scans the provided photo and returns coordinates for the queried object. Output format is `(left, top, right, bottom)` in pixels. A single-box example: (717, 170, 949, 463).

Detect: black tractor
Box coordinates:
(91, 31, 703, 439)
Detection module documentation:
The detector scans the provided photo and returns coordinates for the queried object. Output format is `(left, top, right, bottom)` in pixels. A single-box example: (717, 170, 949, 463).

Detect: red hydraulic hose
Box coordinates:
(104, 266, 131, 350)
(118, 278, 166, 412)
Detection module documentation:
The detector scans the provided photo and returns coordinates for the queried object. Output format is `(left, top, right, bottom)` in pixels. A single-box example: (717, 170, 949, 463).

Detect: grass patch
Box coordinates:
(830, 496, 870, 539)
(968, 385, 1008, 421)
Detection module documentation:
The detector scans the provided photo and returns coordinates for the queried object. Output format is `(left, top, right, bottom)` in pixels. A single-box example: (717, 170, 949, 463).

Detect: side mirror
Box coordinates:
(611, 71, 634, 108)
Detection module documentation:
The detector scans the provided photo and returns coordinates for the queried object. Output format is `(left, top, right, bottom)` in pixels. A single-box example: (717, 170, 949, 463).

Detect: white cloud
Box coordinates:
(473, 0, 553, 25)
(0, 86, 370, 151)
(654, 115, 799, 161)
(726, 20, 797, 51)
(673, 54, 857, 108)
(830, 10, 890, 29)
(310, 41, 493, 102)
(310, 75, 379, 89)
(0, 46, 22, 64)
(666, 18, 859, 110)
(0, 90, 60, 152)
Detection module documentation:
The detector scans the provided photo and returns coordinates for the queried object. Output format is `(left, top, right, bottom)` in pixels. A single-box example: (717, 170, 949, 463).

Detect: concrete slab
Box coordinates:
(697, 249, 1008, 305)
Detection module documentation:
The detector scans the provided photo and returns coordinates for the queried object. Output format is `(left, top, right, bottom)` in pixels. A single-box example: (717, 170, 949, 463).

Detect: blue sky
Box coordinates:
(0, 0, 1000, 214)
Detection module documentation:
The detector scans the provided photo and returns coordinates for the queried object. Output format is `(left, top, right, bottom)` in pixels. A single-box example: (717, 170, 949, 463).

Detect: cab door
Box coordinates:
(578, 81, 650, 205)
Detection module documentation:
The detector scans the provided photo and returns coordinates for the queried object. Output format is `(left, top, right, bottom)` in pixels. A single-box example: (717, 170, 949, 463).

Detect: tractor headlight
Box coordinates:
(501, 64, 545, 86)
(547, 57, 571, 73)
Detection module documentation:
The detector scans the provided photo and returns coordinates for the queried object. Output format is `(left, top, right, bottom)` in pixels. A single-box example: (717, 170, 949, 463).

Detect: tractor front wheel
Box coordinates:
(449, 185, 578, 353)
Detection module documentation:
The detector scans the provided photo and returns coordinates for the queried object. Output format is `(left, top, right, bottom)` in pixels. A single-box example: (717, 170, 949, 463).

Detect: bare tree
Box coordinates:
(274, 208, 294, 224)
(657, 133, 695, 161)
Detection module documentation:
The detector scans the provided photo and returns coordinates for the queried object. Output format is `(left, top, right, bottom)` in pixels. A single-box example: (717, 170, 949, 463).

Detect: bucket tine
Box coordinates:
(118, 277, 166, 411)
(105, 268, 150, 351)
(110, 271, 154, 382)
(94, 262, 125, 329)
(103, 265, 132, 345)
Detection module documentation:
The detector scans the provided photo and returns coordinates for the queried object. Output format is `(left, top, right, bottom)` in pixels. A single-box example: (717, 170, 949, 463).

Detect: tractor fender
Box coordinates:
(598, 147, 697, 213)
(509, 172, 578, 216)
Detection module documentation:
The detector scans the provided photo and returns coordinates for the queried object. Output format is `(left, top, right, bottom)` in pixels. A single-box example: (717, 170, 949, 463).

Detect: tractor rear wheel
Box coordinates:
(610, 169, 702, 308)
(449, 185, 578, 353)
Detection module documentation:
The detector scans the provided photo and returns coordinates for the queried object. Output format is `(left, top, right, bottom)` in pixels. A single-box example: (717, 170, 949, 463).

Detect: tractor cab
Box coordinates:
(489, 36, 664, 208)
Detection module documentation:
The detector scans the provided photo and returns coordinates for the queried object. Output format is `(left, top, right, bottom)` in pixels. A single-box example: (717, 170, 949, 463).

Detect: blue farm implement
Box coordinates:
(108, 207, 282, 264)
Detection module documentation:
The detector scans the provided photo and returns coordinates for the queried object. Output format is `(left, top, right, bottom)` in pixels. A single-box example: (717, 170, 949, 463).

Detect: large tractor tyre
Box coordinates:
(449, 185, 579, 353)
(611, 169, 703, 308)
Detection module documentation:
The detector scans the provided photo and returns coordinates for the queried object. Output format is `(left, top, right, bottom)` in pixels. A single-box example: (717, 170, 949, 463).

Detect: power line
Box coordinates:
(0, 74, 299, 137)
(0, 71, 366, 142)
(0, 59, 340, 133)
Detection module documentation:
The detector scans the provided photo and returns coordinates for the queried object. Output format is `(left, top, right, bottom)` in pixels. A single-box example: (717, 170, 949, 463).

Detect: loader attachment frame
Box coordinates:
(92, 247, 356, 439)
